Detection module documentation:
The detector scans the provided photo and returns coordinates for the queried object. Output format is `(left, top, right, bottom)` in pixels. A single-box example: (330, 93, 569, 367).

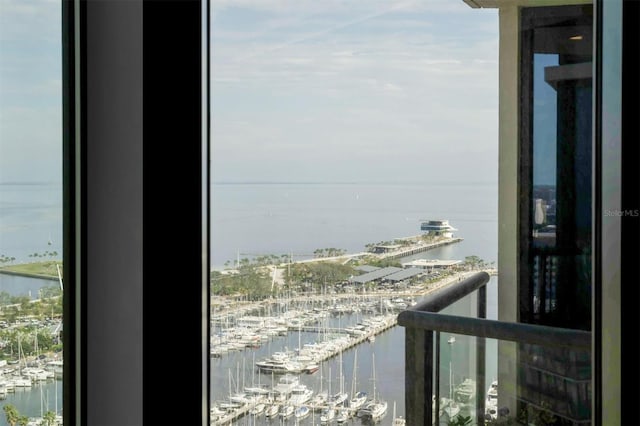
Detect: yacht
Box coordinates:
(255, 356, 305, 374)
(485, 379, 498, 421)
(272, 374, 300, 398)
(454, 377, 476, 403)
(289, 383, 314, 405)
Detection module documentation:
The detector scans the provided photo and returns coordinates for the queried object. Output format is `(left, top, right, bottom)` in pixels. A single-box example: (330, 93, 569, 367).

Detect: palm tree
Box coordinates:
(3, 404, 20, 426)
(17, 416, 29, 426)
(42, 411, 57, 426)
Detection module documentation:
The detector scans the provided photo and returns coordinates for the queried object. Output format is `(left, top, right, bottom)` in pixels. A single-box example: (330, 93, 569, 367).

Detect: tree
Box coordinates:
(42, 411, 57, 426)
(463, 255, 483, 269)
(17, 416, 28, 426)
(3, 404, 20, 426)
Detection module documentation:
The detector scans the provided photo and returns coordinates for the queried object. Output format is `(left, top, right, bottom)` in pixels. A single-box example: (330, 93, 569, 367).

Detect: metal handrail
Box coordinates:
(398, 270, 590, 348)
(397, 271, 592, 425)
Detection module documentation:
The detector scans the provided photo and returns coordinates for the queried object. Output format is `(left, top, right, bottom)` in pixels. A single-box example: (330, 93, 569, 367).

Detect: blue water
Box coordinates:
(211, 182, 497, 269)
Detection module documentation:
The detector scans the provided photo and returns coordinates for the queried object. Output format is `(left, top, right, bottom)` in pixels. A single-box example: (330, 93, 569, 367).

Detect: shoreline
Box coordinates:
(0, 269, 59, 281)
(212, 235, 464, 273)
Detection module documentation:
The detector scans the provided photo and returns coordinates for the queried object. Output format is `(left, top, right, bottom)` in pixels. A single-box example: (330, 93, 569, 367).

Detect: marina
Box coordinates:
(209, 268, 496, 425)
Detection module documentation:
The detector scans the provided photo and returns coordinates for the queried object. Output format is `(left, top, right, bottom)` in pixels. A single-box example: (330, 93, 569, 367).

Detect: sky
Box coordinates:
(211, 0, 499, 184)
(0, 0, 62, 184)
(0, 0, 499, 185)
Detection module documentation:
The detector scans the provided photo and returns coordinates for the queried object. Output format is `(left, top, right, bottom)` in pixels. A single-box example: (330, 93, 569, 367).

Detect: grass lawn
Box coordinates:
(0, 261, 62, 279)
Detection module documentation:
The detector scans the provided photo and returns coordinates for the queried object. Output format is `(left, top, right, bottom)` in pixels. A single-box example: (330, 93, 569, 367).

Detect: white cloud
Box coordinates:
(211, 1, 499, 183)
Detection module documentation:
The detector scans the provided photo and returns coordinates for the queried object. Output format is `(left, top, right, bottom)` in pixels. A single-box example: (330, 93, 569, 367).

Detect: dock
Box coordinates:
(377, 237, 464, 260)
(210, 314, 397, 426)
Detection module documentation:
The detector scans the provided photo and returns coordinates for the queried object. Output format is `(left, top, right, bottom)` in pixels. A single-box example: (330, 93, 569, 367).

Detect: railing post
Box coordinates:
(405, 327, 433, 425)
(476, 285, 487, 425)
(435, 331, 440, 425)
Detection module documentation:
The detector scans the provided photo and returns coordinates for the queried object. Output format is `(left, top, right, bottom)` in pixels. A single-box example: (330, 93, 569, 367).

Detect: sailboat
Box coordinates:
(331, 351, 348, 407)
(392, 401, 406, 425)
(309, 362, 328, 410)
(357, 353, 387, 422)
(348, 349, 367, 412)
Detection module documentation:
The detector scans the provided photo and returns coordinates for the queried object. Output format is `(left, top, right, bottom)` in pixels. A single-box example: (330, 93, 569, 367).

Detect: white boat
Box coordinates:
(12, 376, 32, 388)
(357, 354, 387, 422)
(392, 416, 407, 425)
(45, 360, 64, 379)
(485, 379, 498, 420)
(392, 401, 406, 425)
(289, 383, 314, 405)
(255, 356, 305, 374)
(331, 350, 348, 406)
(454, 377, 476, 403)
(331, 391, 349, 406)
(248, 402, 266, 415)
(442, 398, 460, 419)
(294, 405, 310, 420)
(348, 350, 367, 411)
(310, 390, 328, 409)
(209, 405, 226, 421)
(336, 408, 351, 423)
(320, 406, 336, 423)
(279, 404, 295, 418)
(304, 363, 319, 374)
(349, 391, 368, 411)
(310, 362, 329, 410)
(361, 399, 388, 422)
(264, 403, 279, 418)
(272, 374, 300, 398)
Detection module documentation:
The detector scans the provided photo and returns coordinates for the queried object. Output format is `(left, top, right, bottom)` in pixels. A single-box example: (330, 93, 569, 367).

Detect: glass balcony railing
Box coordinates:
(398, 272, 591, 425)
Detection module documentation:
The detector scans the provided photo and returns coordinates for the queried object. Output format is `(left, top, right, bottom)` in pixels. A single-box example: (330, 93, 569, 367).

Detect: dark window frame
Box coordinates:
(63, 1, 209, 424)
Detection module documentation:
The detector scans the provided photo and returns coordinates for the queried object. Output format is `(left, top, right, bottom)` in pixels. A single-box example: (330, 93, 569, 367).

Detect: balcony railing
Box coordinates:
(397, 271, 591, 425)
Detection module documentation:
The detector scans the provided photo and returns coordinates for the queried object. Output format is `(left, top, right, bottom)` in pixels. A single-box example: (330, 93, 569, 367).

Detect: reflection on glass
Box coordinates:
(0, 1, 63, 424)
(434, 335, 590, 425)
(524, 5, 593, 330)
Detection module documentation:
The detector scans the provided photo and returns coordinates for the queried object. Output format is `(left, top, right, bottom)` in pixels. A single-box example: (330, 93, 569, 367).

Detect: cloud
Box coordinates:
(211, 1, 499, 183)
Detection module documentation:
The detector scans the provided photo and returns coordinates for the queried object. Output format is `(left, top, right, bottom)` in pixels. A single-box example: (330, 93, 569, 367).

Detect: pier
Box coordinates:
(377, 237, 464, 261)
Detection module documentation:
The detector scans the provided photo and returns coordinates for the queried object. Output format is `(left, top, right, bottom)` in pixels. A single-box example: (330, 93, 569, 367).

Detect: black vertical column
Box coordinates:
(143, 1, 207, 426)
(81, 0, 145, 424)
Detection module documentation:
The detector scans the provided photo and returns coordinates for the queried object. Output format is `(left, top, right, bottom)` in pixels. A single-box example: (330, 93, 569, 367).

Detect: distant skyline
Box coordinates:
(0, 0, 61, 184)
(212, 0, 499, 184)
